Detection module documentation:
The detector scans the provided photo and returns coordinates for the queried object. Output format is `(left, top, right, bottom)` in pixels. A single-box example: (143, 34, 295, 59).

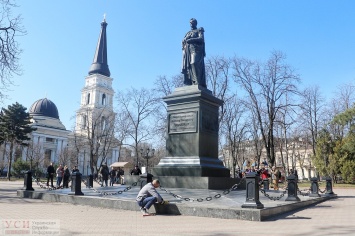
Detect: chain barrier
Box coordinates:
(278, 183, 288, 191)
(297, 188, 311, 196)
(82, 178, 139, 196)
(318, 188, 327, 193)
(316, 181, 327, 193)
(159, 177, 246, 203)
(93, 178, 103, 186)
(32, 177, 67, 191)
(260, 189, 286, 201)
(259, 178, 288, 190)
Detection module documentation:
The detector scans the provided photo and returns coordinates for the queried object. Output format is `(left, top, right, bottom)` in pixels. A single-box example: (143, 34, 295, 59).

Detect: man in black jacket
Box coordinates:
(47, 162, 55, 187)
(130, 166, 142, 175)
(109, 167, 116, 186)
(100, 164, 109, 187)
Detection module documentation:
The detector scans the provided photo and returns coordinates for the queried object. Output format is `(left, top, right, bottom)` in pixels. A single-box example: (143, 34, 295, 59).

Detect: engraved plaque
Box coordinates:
(169, 112, 197, 133)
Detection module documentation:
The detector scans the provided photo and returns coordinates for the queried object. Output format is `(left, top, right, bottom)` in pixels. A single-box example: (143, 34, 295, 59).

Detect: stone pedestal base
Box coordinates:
(151, 176, 243, 190)
(125, 174, 244, 190)
(152, 162, 230, 177)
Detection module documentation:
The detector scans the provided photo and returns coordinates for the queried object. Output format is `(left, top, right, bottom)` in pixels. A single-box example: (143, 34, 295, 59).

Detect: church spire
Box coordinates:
(88, 15, 110, 77)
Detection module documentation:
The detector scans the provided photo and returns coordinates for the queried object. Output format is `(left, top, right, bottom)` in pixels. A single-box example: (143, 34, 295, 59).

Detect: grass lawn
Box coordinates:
(296, 181, 355, 189)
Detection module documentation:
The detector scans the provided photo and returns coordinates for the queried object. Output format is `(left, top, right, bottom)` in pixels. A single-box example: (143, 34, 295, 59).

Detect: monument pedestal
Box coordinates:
(152, 85, 232, 189)
(156, 176, 242, 190)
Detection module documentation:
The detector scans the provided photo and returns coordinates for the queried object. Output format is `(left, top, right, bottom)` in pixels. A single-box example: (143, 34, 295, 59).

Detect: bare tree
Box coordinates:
(274, 92, 298, 174)
(293, 131, 313, 180)
(205, 55, 236, 171)
(0, 0, 26, 102)
(56, 145, 76, 168)
(25, 141, 44, 172)
(205, 55, 232, 103)
(114, 109, 131, 162)
(334, 83, 355, 111)
(221, 95, 248, 177)
(245, 104, 264, 168)
(154, 74, 183, 97)
(74, 106, 117, 175)
(233, 51, 300, 166)
(0, 141, 9, 174)
(116, 87, 159, 167)
(327, 83, 355, 139)
(299, 85, 325, 157)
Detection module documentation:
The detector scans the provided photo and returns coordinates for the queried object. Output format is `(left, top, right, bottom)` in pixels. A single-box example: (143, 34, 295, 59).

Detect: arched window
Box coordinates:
(82, 115, 87, 128)
(102, 94, 106, 105)
(101, 116, 106, 130)
(87, 93, 90, 105)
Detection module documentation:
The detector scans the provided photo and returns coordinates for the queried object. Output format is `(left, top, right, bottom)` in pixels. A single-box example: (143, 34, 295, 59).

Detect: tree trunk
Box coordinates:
(7, 141, 14, 181)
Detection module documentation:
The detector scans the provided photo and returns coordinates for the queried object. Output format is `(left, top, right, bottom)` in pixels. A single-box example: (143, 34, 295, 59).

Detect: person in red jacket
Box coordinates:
(261, 165, 269, 180)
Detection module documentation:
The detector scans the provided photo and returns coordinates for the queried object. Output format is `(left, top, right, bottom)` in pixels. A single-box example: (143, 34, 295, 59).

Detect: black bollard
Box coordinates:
(87, 174, 93, 188)
(325, 177, 334, 195)
(139, 173, 154, 189)
(69, 172, 84, 195)
(23, 171, 34, 191)
(242, 172, 264, 209)
(263, 178, 270, 190)
(309, 177, 320, 197)
(285, 174, 300, 201)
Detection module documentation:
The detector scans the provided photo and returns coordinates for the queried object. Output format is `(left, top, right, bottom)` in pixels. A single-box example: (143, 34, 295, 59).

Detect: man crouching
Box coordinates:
(136, 179, 167, 215)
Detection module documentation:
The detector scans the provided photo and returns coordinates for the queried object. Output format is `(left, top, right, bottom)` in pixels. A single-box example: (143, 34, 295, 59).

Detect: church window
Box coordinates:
(87, 93, 90, 105)
(82, 115, 87, 128)
(102, 94, 106, 105)
(46, 137, 54, 143)
(101, 116, 106, 130)
(45, 149, 52, 165)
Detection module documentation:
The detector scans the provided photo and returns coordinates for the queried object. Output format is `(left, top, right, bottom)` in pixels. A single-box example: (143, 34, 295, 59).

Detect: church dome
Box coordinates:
(29, 98, 59, 119)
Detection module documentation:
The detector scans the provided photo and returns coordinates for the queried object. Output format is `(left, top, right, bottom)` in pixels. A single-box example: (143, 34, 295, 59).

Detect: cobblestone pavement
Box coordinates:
(1, 181, 355, 236)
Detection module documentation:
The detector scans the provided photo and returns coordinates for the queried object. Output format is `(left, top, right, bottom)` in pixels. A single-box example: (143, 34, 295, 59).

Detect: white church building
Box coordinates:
(5, 17, 120, 175)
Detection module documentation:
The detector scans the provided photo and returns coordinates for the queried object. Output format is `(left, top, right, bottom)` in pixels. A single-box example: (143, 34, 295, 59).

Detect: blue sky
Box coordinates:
(2, 0, 355, 129)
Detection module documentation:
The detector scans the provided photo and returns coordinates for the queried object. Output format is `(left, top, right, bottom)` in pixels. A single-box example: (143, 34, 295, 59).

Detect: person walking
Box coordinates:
(117, 167, 124, 185)
(46, 162, 55, 187)
(63, 165, 70, 188)
(56, 164, 63, 187)
(109, 167, 116, 186)
(271, 166, 280, 190)
(99, 164, 109, 187)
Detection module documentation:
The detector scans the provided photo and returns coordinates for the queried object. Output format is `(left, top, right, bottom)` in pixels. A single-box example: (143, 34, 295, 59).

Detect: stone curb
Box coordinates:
(17, 189, 336, 221)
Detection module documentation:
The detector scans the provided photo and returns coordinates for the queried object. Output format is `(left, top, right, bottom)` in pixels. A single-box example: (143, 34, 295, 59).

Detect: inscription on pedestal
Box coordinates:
(169, 112, 197, 134)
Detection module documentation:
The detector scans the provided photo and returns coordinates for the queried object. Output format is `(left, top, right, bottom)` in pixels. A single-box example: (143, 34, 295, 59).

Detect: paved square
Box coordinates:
(1, 181, 355, 236)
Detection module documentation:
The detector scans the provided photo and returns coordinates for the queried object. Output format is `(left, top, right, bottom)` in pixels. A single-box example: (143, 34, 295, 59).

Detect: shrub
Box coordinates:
(12, 159, 30, 177)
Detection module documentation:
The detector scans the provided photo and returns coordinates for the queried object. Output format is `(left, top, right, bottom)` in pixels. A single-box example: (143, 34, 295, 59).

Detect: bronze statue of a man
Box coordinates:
(181, 18, 206, 88)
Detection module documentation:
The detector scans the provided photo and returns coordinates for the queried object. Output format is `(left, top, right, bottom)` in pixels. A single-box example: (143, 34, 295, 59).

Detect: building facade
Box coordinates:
(0, 17, 119, 176)
(222, 138, 317, 180)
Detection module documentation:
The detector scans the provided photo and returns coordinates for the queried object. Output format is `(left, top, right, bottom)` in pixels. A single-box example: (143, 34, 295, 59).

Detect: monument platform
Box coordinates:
(17, 181, 336, 221)
(125, 175, 245, 189)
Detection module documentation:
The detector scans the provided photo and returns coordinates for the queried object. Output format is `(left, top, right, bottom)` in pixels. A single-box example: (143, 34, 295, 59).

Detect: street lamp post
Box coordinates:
(140, 148, 155, 173)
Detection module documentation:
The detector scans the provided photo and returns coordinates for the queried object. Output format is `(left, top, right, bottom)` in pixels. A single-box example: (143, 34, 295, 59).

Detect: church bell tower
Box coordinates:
(75, 16, 115, 134)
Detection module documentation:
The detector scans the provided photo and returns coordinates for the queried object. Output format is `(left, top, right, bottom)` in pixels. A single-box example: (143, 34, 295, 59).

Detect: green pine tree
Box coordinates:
(329, 105, 355, 183)
(0, 102, 36, 180)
